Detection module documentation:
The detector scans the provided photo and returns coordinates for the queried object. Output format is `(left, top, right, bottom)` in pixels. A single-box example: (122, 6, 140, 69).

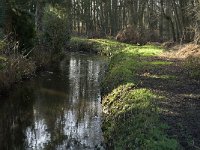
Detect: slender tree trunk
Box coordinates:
(4, 0, 13, 35)
(159, 0, 164, 40)
(35, 0, 44, 34)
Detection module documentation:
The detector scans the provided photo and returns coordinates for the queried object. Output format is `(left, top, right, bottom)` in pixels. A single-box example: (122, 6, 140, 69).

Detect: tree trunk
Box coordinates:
(35, 0, 45, 43)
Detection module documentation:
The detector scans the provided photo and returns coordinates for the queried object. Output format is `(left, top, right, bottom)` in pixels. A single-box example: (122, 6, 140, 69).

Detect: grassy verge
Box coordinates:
(69, 37, 180, 149)
(102, 84, 178, 149)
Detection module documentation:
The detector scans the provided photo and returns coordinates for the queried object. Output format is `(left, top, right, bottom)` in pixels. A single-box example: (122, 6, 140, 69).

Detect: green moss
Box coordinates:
(149, 61, 173, 65)
(145, 74, 177, 80)
(102, 84, 179, 150)
(69, 37, 163, 56)
(102, 66, 134, 94)
(124, 45, 163, 56)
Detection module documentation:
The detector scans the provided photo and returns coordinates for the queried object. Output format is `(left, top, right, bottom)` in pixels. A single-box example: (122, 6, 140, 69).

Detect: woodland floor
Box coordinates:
(137, 55, 200, 149)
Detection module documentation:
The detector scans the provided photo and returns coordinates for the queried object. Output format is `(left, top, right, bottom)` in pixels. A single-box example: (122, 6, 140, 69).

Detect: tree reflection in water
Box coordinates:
(0, 52, 107, 150)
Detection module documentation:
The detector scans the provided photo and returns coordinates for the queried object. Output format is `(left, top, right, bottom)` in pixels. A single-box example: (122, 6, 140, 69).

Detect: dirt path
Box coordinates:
(137, 56, 200, 149)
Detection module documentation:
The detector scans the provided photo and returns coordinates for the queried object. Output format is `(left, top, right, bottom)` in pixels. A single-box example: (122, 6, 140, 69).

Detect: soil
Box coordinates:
(136, 54, 200, 149)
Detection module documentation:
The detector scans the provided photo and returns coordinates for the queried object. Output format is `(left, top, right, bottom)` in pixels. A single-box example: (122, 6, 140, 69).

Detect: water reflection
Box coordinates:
(0, 52, 107, 150)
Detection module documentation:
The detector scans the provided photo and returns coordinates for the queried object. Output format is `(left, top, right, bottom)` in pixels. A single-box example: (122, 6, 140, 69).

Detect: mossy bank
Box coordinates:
(69, 37, 180, 149)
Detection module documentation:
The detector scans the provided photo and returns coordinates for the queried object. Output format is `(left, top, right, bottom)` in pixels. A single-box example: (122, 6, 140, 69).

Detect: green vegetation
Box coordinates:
(102, 84, 178, 149)
(0, 39, 36, 93)
(12, 8, 35, 50)
(66, 37, 96, 53)
(0, 0, 199, 148)
(42, 4, 70, 54)
(68, 37, 163, 56)
(70, 37, 180, 149)
(149, 61, 173, 65)
(99, 40, 179, 149)
(0, 1, 70, 94)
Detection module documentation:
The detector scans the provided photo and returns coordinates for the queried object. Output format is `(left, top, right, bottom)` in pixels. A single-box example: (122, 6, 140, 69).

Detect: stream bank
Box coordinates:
(71, 37, 200, 149)
(0, 40, 66, 96)
(69, 37, 181, 149)
(1, 36, 199, 149)
(0, 52, 107, 149)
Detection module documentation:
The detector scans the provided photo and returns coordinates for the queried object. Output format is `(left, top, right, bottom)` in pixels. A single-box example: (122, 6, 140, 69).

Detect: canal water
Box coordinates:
(0, 52, 107, 150)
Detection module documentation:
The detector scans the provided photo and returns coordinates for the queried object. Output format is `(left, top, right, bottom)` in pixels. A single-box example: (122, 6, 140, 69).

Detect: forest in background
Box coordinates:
(69, 0, 200, 44)
(0, 0, 200, 45)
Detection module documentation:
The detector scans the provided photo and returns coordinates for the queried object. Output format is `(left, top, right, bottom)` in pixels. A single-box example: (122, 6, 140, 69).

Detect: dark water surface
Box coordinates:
(0, 52, 107, 150)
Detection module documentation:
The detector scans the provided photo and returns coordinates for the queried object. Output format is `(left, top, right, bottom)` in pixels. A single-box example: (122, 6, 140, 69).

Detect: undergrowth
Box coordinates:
(0, 56, 36, 92)
(0, 39, 64, 94)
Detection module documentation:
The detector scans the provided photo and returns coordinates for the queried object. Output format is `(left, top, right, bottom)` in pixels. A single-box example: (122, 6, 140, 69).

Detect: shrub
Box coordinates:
(116, 25, 160, 45)
(12, 8, 35, 51)
(116, 25, 140, 44)
(42, 4, 70, 54)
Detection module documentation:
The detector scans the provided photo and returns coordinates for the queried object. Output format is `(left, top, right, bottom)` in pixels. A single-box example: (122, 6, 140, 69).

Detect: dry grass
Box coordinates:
(0, 55, 36, 92)
(162, 43, 200, 59)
